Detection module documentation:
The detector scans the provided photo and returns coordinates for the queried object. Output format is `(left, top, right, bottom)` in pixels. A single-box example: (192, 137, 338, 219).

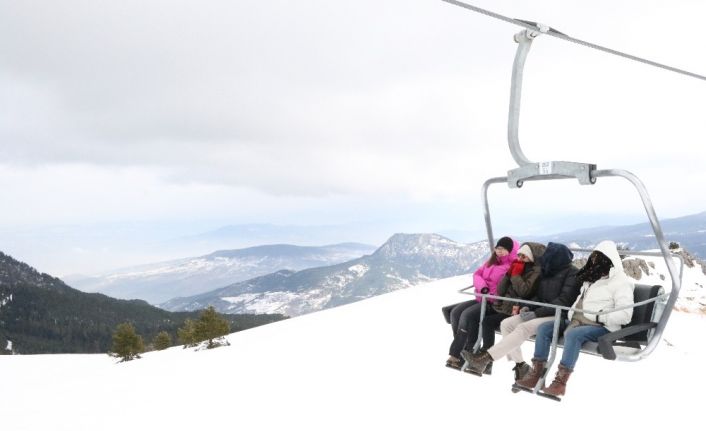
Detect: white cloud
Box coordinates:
(0, 0, 704, 259)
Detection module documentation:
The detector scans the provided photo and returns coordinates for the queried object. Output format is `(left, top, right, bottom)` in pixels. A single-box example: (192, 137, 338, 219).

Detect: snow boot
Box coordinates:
(460, 349, 493, 376)
(541, 364, 572, 398)
(467, 351, 493, 375)
(515, 358, 546, 389)
(445, 356, 462, 370)
(512, 361, 531, 382)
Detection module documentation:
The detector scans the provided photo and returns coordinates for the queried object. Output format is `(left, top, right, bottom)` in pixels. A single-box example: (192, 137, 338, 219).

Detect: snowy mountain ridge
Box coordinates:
(161, 234, 490, 316)
(162, 240, 706, 318)
(63, 242, 376, 304)
(374, 232, 474, 257)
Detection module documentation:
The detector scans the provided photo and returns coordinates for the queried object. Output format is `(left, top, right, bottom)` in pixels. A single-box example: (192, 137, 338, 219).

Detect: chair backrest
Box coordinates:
(623, 284, 663, 343)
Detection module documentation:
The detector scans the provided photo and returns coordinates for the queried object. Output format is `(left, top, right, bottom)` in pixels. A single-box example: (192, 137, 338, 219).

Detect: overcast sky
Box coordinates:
(1, 0, 705, 274)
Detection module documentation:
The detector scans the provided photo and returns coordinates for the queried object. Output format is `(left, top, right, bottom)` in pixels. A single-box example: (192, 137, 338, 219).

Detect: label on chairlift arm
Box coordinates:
(539, 162, 553, 175)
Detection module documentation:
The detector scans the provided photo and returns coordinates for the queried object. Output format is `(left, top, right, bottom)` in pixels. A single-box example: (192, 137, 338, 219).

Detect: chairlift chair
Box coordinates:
(441, 0, 701, 399)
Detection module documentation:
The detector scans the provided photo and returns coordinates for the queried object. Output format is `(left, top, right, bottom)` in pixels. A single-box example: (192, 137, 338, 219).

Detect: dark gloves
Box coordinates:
(509, 260, 525, 277)
(519, 307, 536, 321)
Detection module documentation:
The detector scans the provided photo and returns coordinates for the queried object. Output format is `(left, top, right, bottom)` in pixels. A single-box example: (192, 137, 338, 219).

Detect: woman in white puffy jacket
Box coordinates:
(515, 240, 634, 398)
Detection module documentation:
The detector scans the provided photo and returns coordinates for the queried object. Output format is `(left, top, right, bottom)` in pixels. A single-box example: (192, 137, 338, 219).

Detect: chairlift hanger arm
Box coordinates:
(507, 21, 594, 170)
(441, 0, 706, 82)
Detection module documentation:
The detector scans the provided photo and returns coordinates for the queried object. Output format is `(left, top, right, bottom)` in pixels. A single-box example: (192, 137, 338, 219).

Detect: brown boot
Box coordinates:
(541, 364, 573, 397)
(515, 359, 546, 389)
(466, 351, 493, 375)
(445, 356, 462, 370)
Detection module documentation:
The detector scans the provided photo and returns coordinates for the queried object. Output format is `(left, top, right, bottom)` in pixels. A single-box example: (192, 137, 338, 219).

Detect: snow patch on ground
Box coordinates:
(221, 294, 260, 305)
(0, 294, 12, 308)
(347, 264, 368, 276)
(244, 292, 300, 314)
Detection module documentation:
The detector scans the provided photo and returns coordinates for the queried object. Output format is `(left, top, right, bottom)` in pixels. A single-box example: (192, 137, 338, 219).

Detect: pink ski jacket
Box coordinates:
(472, 239, 519, 303)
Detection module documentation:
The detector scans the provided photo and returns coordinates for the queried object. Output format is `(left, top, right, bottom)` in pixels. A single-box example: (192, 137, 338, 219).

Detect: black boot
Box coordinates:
(512, 362, 531, 381)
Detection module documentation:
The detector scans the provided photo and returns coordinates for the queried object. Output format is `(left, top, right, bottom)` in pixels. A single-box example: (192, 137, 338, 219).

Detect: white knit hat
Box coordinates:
(518, 244, 534, 262)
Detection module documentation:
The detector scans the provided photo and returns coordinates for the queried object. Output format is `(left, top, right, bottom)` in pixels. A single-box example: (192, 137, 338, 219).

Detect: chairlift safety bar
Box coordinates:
(458, 289, 671, 317)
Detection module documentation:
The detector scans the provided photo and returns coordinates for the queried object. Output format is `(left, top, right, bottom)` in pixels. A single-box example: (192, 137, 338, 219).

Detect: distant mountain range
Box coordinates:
(159, 211, 706, 318)
(531, 211, 706, 257)
(160, 233, 489, 316)
(164, 222, 400, 258)
(0, 252, 285, 354)
(160, 237, 706, 319)
(63, 243, 376, 304)
(63, 211, 706, 315)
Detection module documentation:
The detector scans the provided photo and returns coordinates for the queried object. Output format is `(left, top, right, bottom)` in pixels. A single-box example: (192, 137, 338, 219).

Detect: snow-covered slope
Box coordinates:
(2, 275, 704, 430)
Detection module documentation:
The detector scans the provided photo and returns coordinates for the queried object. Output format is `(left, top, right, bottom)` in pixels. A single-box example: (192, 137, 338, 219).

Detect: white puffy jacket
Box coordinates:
(568, 240, 635, 332)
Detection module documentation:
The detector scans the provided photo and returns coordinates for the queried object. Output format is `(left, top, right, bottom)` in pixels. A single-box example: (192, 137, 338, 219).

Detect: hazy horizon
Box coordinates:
(3, 208, 703, 277)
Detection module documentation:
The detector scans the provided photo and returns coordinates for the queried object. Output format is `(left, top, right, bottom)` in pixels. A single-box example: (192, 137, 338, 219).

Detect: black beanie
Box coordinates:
(495, 236, 514, 253)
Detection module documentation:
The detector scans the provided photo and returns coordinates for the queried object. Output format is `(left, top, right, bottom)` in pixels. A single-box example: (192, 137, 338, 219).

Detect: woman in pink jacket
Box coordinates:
(446, 236, 519, 370)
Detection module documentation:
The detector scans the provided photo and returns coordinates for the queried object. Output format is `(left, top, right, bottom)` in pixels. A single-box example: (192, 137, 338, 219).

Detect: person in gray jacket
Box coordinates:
(465, 242, 579, 381)
(516, 240, 634, 398)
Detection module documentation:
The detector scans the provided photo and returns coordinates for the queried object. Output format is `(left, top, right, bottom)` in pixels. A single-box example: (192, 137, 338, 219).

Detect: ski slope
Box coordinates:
(2, 275, 704, 430)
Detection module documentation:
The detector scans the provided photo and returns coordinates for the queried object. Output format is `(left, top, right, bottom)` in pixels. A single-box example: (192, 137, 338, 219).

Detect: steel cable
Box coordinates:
(441, 0, 706, 81)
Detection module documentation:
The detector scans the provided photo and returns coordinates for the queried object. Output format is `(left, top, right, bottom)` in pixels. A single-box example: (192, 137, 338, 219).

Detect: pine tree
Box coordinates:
(153, 331, 171, 351)
(110, 322, 144, 362)
(194, 306, 230, 349)
(178, 318, 198, 348)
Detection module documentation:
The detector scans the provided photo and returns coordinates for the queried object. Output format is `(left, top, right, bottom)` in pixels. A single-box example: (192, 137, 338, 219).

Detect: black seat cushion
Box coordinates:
(621, 284, 662, 343)
(441, 302, 467, 324)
